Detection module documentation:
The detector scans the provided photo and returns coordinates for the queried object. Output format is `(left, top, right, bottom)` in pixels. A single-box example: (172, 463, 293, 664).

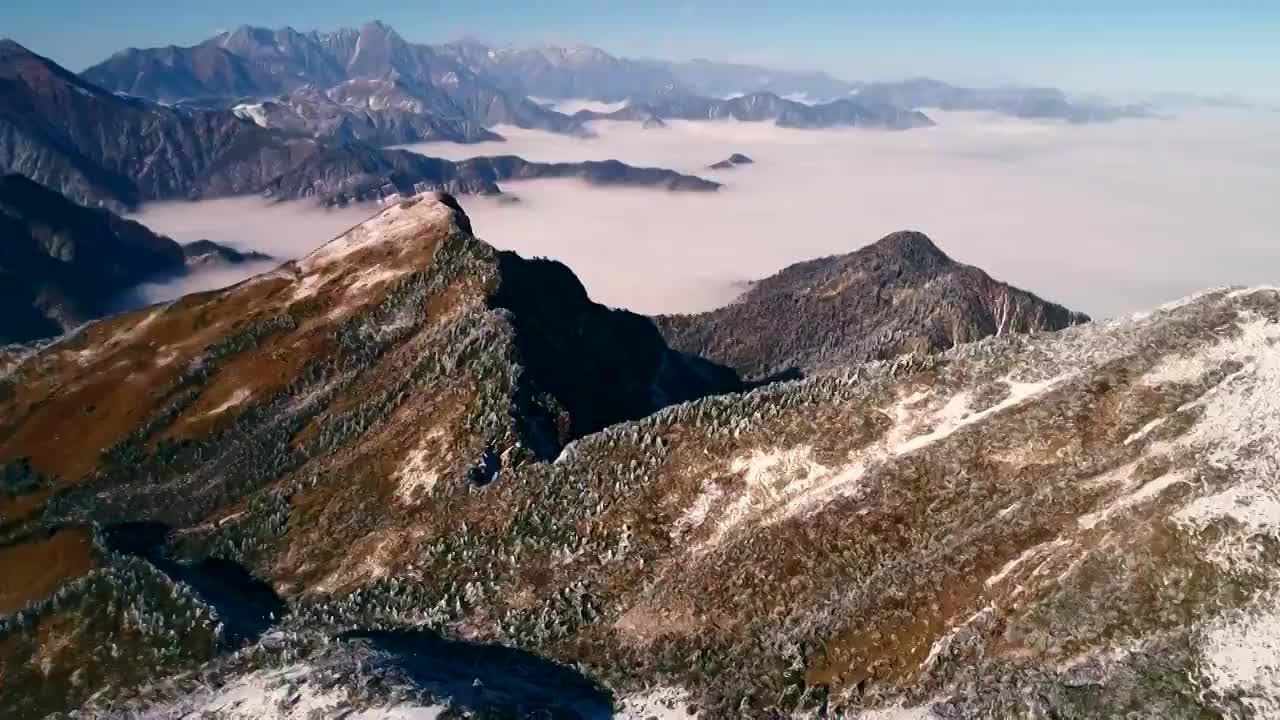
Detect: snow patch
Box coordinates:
(855, 704, 939, 719)
(1123, 416, 1167, 445)
(395, 435, 443, 504)
(1077, 470, 1190, 530)
(150, 664, 448, 719)
(208, 388, 252, 416)
(892, 375, 1068, 455)
(617, 687, 698, 719)
(1141, 312, 1280, 387)
(986, 545, 1042, 587)
(300, 194, 455, 273)
(232, 103, 271, 128)
(346, 266, 409, 295)
(1199, 592, 1280, 715)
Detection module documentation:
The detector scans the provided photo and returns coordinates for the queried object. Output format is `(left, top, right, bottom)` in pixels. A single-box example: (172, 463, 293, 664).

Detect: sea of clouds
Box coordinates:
(134, 109, 1279, 319)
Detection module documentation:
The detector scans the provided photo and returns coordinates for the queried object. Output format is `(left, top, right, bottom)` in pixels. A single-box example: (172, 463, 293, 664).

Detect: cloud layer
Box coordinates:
(135, 110, 1279, 319)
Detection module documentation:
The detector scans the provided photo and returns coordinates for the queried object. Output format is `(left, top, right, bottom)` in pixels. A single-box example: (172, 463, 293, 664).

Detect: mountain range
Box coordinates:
(0, 192, 1276, 718)
(0, 173, 267, 344)
(573, 87, 933, 130)
(79, 22, 940, 136)
(0, 39, 718, 212)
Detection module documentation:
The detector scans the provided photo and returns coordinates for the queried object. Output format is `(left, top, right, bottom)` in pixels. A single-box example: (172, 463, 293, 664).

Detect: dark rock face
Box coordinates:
(655, 231, 1089, 378)
(0, 174, 186, 343)
(491, 251, 742, 445)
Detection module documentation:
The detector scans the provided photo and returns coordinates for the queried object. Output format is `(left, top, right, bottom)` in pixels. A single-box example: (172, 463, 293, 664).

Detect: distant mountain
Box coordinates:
(709, 152, 753, 169)
(660, 57, 856, 101)
(229, 79, 503, 145)
(0, 174, 259, 343)
(577, 88, 934, 129)
(436, 41, 856, 102)
(0, 41, 716, 210)
(0, 39, 325, 211)
(432, 38, 1144, 123)
(181, 239, 272, 268)
(852, 78, 1152, 122)
(83, 22, 586, 137)
(656, 231, 1088, 379)
(437, 42, 682, 102)
(263, 149, 719, 206)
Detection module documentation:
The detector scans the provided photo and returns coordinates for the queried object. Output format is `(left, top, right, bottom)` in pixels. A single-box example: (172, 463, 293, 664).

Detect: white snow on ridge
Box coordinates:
(617, 687, 699, 719)
(300, 193, 455, 272)
(1200, 593, 1280, 717)
(141, 665, 448, 719)
(207, 387, 253, 416)
(679, 373, 1069, 553)
(232, 102, 271, 128)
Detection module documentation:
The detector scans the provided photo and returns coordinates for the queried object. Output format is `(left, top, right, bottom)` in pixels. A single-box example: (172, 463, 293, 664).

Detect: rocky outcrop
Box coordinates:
(709, 152, 753, 169)
(181, 239, 272, 269)
(656, 230, 1088, 378)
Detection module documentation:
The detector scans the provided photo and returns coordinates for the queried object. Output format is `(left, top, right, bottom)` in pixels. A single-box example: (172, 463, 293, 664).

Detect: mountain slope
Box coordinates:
(5, 276, 1279, 718)
(232, 79, 503, 145)
(0, 174, 277, 343)
(0, 174, 185, 342)
(656, 231, 1089, 379)
(0, 194, 743, 718)
(0, 39, 324, 211)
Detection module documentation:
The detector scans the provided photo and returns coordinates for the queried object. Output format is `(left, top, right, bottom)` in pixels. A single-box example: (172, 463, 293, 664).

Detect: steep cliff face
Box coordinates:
(657, 230, 1089, 379)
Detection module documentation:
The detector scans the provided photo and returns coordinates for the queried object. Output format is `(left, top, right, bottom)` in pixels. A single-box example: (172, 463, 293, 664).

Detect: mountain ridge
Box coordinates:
(0, 40, 719, 210)
(0, 191, 1278, 717)
(656, 230, 1089, 379)
(0, 173, 266, 343)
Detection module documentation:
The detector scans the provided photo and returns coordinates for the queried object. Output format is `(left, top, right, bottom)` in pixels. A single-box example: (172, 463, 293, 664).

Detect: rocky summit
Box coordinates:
(656, 230, 1089, 380)
(1, 193, 1279, 719)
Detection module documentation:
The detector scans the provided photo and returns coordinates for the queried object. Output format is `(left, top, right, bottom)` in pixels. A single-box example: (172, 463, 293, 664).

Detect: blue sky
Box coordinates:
(4, 1, 1279, 100)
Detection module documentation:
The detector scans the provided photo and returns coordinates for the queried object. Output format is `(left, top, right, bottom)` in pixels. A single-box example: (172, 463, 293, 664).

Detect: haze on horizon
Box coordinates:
(4, 2, 1278, 104)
